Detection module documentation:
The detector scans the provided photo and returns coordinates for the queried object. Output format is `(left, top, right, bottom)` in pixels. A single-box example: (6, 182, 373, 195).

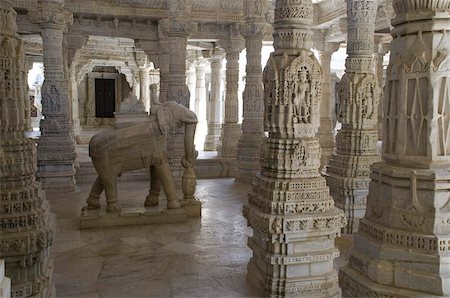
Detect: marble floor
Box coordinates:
(47, 178, 352, 298)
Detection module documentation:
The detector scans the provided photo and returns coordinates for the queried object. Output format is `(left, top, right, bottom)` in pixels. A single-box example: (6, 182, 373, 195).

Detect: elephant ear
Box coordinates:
(156, 106, 173, 135)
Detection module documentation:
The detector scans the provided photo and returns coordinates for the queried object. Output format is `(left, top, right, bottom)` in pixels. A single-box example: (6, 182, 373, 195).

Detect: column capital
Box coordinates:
(315, 41, 341, 54)
(239, 21, 268, 40)
(158, 18, 197, 38)
(29, 0, 73, 29)
(209, 50, 224, 63)
(373, 35, 391, 55)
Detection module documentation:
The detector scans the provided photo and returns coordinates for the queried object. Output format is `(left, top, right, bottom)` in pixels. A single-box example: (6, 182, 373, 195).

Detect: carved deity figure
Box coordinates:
(293, 67, 311, 124)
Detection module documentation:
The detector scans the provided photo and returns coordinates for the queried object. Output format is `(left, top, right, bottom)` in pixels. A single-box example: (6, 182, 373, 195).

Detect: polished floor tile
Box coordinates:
(47, 179, 352, 298)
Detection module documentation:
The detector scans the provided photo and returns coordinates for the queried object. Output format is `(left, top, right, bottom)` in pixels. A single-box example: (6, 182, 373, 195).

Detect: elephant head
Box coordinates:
(153, 101, 198, 163)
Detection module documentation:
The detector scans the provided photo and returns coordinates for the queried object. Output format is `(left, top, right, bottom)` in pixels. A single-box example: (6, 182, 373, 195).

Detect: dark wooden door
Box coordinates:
(95, 79, 115, 118)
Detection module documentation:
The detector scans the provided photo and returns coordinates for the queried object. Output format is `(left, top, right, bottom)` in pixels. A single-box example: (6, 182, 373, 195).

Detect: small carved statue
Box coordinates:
(85, 100, 198, 213)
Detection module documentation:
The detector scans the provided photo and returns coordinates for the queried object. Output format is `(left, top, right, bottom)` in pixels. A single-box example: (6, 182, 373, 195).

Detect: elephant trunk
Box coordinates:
(183, 122, 197, 164)
(182, 122, 197, 201)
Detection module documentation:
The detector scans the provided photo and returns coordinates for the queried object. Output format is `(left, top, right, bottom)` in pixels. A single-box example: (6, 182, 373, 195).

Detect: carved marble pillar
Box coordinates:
(243, 0, 346, 295)
(186, 61, 196, 112)
(0, 1, 55, 296)
(139, 66, 150, 111)
(155, 41, 170, 103)
(316, 43, 340, 170)
(30, 0, 77, 191)
(194, 59, 207, 150)
(236, 22, 266, 182)
(68, 66, 81, 142)
(219, 36, 243, 158)
(204, 53, 223, 151)
(340, 0, 450, 296)
(323, 0, 380, 234)
(159, 17, 200, 217)
(373, 37, 390, 141)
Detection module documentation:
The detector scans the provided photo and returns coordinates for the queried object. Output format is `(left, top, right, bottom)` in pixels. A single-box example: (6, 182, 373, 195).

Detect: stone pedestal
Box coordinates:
(323, 0, 380, 234)
(340, 0, 450, 296)
(243, 0, 346, 296)
(1, 1, 55, 296)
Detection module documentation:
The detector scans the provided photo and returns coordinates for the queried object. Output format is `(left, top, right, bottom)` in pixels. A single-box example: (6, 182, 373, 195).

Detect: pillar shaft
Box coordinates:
(204, 54, 223, 151)
(1, 0, 55, 296)
(194, 60, 207, 150)
(323, 0, 380, 233)
(316, 43, 340, 170)
(139, 67, 150, 111)
(69, 66, 81, 141)
(340, 0, 450, 296)
(30, 0, 77, 191)
(236, 22, 265, 182)
(243, 0, 345, 296)
(219, 42, 242, 158)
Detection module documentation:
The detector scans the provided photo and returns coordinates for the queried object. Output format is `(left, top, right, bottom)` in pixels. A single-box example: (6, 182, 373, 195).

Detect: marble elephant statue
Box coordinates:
(85, 101, 198, 213)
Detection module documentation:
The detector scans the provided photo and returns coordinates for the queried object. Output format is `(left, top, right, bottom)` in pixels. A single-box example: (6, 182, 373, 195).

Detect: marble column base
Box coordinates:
(324, 152, 379, 234)
(236, 133, 264, 183)
(218, 123, 241, 158)
(247, 259, 341, 298)
(204, 123, 222, 151)
(341, 163, 450, 296)
(36, 162, 76, 191)
(340, 265, 444, 298)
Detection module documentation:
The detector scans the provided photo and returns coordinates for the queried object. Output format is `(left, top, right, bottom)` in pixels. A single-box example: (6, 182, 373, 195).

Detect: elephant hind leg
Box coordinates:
(86, 176, 103, 209)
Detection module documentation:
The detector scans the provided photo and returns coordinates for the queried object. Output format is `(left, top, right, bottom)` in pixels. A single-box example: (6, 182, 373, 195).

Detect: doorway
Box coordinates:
(95, 78, 115, 118)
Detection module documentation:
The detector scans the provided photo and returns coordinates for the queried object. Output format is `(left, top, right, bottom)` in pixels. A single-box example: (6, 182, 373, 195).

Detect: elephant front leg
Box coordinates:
(101, 176, 121, 213)
(145, 166, 161, 207)
(156, 162, 181, 209)
(86, 176, 103, 209)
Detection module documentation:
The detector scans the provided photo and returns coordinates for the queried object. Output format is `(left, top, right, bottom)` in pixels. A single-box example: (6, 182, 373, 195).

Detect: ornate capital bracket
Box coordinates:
(29, 9, 73, 29)
(159, 18, 197, 38)
(239, 22, 267, 39)
(167, 0, 192, 18)
(64, 34, 87, 69)
(243, 0, 265, 20)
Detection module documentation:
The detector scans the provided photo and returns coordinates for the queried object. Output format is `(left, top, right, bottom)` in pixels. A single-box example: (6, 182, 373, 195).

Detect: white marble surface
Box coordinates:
(47, 179, 352, 297)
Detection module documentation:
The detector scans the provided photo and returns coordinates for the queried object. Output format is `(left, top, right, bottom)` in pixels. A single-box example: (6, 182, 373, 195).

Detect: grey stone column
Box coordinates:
(236, 22, 266, 182)
(219, 35, 243, 158)
(204, 53, 223, 151)
(139, 66, 150, 110)
(340, 0, 450, 295)
(30, 0, 77, 191)
(243, 0, 345, 295)
(1, 0, 55, 295)
(315, 42, 340, 170)
(323, 0, 380, 234)
(373, 37, 390, 141)
(194, 59, 207, 150)
(69, 66, 81, 142)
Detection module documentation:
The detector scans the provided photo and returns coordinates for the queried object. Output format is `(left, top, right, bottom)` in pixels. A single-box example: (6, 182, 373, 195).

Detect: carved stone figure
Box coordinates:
(85, 100, 197, 213)
(120, 91, 145, 113)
